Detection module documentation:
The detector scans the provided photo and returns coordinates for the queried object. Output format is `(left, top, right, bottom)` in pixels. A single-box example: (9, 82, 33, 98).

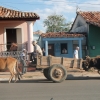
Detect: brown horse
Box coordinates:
(0, 57, 22, 83)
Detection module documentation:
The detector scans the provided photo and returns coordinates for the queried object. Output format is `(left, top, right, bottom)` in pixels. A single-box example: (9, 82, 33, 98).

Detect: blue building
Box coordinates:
(39, 32, 85, 58)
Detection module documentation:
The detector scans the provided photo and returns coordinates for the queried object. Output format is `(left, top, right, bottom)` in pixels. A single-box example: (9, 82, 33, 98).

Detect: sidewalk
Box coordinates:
(0, 71, 45, 81)
(0, 70, 100, 81)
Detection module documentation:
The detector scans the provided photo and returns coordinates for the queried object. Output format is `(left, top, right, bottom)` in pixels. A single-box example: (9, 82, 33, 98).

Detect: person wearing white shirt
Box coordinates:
(30, 41, 43, 63)
(73, 46, 79, 59)
(62, 48, 67, 54)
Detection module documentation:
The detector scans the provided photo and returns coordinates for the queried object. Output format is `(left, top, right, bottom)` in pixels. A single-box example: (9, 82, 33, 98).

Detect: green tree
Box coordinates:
(43, 14, 72, 32)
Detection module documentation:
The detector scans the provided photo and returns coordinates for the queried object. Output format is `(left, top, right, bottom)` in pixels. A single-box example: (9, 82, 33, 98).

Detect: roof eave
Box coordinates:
(86, 21, 100, 28)
(0, 17, 40, 21)
(69, 12, 79, 32)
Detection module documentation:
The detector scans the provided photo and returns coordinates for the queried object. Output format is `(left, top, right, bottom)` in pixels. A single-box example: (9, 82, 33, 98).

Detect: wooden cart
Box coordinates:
(32, 55, 83, 83)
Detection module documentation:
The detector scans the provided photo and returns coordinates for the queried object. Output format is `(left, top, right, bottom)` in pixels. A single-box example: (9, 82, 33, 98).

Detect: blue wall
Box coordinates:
(43, 40, 73, 58)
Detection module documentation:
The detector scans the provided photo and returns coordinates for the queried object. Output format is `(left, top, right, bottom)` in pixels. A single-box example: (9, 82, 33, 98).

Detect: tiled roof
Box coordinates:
(0, 6, 40, 20)
(41, 32, 85, 38)
(78, 11, 100, 27)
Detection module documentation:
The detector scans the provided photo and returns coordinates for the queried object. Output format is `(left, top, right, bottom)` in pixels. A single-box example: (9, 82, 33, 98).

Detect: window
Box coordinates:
(61, 43, 68, 54)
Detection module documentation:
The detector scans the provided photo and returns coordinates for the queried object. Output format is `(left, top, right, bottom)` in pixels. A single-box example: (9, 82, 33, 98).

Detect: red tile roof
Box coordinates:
(78, 11, 100, 27)
(41, 32, 85, 38)
(0, 6, 40, 21)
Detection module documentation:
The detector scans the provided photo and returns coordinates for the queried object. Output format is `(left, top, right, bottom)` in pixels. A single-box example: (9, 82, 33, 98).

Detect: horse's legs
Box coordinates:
(9, 73, 14, 83)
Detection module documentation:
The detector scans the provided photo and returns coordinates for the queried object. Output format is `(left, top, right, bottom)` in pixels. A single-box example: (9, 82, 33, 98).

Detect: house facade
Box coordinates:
(0, 6, 40, 53)
(39, 32, 85, 58)
(70, 11, 100, 57)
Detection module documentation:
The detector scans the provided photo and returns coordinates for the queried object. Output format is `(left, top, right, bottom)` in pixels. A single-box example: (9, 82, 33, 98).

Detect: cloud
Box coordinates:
(25, 0, 100, 32)
(25, 0, 76, 13)
(71, 18, 75, 22)
(75, 0, 100, 11)
(31, 0, 76, 31)
(32, 0, 76, 18)
(25, 0, 100, 13)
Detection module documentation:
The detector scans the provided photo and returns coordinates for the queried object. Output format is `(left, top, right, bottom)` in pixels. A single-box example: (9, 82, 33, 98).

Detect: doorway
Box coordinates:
(48, 44, 54, 56)
(6, 29, 17, 50)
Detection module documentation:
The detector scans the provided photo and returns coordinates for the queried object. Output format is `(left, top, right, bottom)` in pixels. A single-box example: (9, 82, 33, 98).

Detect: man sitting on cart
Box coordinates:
(30, 40, 43, 64)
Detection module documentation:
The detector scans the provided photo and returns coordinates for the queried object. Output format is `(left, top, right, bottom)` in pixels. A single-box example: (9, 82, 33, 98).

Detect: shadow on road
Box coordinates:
(1, 75, 100, 83)
(66, 74, 100, 80)
(0, 79, 53, 83)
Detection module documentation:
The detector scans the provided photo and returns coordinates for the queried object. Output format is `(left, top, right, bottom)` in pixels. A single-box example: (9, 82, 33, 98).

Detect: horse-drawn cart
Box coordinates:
(1, 51, 94, 83)
(31, 55, 83, 83)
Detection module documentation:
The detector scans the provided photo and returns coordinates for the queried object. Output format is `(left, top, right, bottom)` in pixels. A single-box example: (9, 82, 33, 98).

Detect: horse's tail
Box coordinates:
(16, 60, 22, 80)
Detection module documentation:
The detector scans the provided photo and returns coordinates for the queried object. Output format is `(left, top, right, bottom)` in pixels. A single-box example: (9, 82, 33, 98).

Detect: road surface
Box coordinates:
(0, 77, 100, 100)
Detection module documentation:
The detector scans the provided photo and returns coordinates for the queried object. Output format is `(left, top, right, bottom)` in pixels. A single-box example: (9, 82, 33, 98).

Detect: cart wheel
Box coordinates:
(48, 64, 67, 83)
(43, 68, 51, 80)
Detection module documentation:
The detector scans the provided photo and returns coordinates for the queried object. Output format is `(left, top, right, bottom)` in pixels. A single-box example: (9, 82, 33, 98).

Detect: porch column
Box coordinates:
(78, 39, 82, 58)
(27, 21, 33, 53)
(4, 30, 7, 51)
(45, 40, 48, 56)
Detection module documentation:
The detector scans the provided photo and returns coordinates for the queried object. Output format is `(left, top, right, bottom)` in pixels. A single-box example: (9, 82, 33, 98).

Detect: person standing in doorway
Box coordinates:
(73, 46, 79, 59)
(62, 48, 67, 54)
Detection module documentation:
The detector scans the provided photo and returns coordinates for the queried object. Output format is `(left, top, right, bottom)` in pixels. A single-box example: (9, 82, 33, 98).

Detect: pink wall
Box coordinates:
(0, 21, 28, 51)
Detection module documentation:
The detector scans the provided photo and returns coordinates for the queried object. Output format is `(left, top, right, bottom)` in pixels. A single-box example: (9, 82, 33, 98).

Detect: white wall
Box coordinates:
(16, 28, 23, 50)
(71, 15, 88, 33)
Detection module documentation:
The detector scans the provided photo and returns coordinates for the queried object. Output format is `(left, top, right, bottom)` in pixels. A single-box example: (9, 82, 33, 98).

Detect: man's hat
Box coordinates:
(32, 40, 37, 45)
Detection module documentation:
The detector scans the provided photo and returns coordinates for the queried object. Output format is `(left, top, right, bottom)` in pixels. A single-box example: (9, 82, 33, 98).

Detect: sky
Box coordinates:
(0, 0, 100, 32)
